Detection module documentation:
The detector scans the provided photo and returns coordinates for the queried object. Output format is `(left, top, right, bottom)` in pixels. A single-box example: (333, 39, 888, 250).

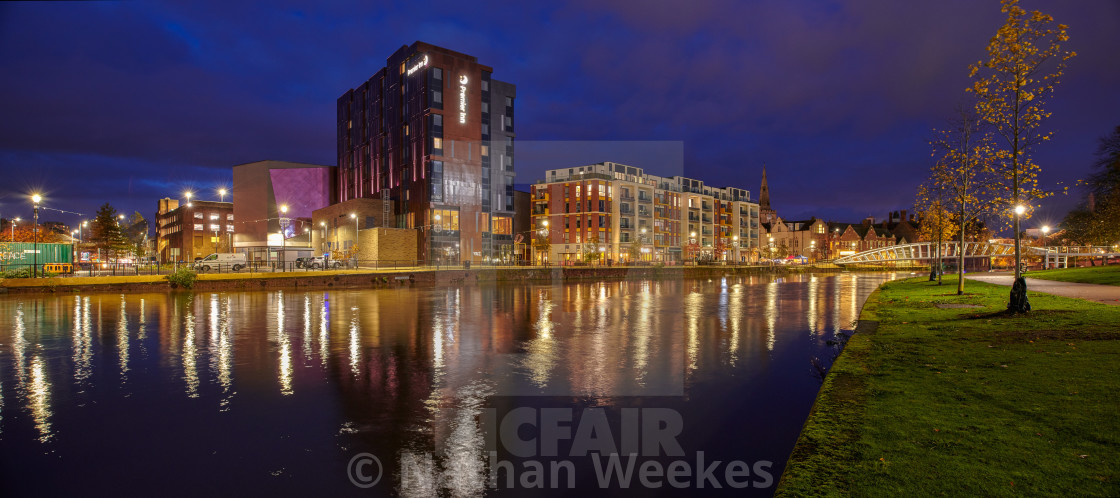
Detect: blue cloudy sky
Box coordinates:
(1, 0, 1117, 230)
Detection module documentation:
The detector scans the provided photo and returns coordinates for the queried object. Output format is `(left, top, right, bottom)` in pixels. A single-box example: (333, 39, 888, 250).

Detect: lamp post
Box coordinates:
(1013, 204, 1026, 278)
(279, 204, 288, 271)
(218, 188, 227, 203)
(810, 239, 816, 264)
(350, 213, 359, 268)
(10, 217, 17, 241)
(733, 235, 739, 263)
(185, 191, 193, 208)
(1040, 225, 1051, 269)
(32, 194, 41, 278)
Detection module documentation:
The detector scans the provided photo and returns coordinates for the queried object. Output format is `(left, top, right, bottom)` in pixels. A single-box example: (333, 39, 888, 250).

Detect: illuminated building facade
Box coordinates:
(155, 198, 234, 262)
(337, 41, 516, 264)
(531, 162, 761, 264)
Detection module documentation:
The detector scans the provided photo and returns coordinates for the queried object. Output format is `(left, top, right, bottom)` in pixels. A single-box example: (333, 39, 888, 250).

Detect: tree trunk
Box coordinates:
(957, 212, 966, 295)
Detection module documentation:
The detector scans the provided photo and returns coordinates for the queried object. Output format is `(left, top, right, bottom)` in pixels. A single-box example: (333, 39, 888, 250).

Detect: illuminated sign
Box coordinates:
(405, 55, 429, 76)
(458, 75, 468, 124)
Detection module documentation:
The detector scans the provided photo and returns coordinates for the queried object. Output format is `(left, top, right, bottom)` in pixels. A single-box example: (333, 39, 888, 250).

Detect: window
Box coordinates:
(226, 225, 234, 232)
(492, 216, 512, 235)
(505, 96, 513, 107)
(433, 137, 443, 150)
(481, 79, 489, 91)
(194, 212, 204, 219)
(209, 224, 220, 231)
(430, 208, 460, 230)
(433, 114, 442, 127)
(481, 144, 489, 156)
(433, 67, 442, 80)
(433, 90, 442, 104)
(194, 224, 203, 231)
(482, 102, 489, 113)
(480, 213, 490, 232)
(482, 123, 489, 135)
(210, 213, 220, 220)
(227, 214, 234, 221)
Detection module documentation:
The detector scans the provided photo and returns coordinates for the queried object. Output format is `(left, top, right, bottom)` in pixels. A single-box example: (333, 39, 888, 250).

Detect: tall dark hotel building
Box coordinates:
(337, 42, 516, 263)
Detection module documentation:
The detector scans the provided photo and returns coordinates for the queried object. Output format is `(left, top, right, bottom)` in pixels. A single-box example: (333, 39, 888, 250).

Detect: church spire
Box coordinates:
(759, 165, 770, 210)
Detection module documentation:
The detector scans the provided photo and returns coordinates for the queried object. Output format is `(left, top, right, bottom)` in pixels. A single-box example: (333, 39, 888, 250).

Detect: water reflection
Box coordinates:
(0, 272, 901, 496)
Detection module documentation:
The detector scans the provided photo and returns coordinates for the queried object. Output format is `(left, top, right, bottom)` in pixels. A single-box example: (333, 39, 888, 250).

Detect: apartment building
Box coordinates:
(530, 162, 761, 264)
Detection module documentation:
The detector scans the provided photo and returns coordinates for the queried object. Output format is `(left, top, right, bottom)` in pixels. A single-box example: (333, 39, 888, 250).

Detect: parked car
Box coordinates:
(294, 257, 315, 269)
(306, 256, 344, 269)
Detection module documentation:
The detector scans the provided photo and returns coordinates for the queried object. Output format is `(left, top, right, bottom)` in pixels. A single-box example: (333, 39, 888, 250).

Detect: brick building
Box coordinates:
(155, 198, 234, 262)
(530, 162, 761, 264)
(335, 41, 516, 264)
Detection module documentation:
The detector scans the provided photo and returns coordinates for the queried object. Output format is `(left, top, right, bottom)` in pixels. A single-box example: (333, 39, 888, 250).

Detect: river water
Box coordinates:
(0, 272, 901, 496)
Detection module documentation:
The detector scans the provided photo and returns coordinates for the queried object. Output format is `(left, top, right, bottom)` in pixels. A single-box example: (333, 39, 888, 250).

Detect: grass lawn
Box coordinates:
(777, 274, 1120, 497)
(1027, 265, 1120, 286)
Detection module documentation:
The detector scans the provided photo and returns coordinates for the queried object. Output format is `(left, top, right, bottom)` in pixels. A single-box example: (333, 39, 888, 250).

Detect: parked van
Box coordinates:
(192, 253, 247, 272)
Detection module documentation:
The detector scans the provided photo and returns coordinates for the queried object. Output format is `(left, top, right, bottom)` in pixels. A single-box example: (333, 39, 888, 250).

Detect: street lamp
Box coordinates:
(1040, 225, 1052, 270)
(350, 213, 359, 268)
(279, 204, 288, 271)
(185, 191, 193, 208)
(218, 188, 227, 202)
(10, 217, 17, 241)
(32, 194, 41, 278)
(1013, 205, 1026, 279)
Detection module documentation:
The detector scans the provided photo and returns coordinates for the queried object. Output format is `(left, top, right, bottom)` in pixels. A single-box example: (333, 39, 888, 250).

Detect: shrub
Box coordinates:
(2, 268, 30, 279)
(166, 267, 197, 289)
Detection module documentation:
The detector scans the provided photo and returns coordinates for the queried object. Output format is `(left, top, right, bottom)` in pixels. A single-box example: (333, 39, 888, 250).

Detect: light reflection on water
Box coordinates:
(0, 272, 900, 496)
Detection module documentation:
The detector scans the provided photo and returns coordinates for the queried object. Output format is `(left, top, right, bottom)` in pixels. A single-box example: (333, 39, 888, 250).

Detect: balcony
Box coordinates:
(620, 206, 634, 215)
(532, 206, 548, 215)
(688, 214, 700, 223)
(620, 194, 635, 202)
(702, 202, 712, 211)
(638, 193, 652, 203)
(638, 208, 651, 218)
(534, 192, 549, 201)
(701, 215, 712, 224)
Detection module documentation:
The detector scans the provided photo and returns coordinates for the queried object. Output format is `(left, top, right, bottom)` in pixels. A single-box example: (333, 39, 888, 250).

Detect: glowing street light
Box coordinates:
(9, 217, 18, 241)
(32, 193, 41, 278)
(218, 188, 228, 202)
(184, 191, 193, 208)
(279, 204, 288, 271)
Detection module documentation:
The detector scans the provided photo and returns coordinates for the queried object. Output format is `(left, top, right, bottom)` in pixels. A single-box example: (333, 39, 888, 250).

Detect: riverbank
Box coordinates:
(0, 263, 879, 295)
(777, 274, 1120, 496)
(1025, 265, 1120, 286)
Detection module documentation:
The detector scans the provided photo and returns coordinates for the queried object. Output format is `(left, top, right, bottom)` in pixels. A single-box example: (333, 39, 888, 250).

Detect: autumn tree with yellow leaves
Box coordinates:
(931, 106, 1001, 294)
(915, 178, 958, 284)
(967, 0, 1075, 285)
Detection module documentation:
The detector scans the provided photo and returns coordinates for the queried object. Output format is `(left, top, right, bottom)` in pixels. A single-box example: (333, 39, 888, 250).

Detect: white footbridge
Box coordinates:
(833, 242, 1120, 269)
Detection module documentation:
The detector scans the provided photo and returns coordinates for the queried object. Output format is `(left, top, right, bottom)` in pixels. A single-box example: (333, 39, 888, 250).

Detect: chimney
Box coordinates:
(900, 210, 907, 223)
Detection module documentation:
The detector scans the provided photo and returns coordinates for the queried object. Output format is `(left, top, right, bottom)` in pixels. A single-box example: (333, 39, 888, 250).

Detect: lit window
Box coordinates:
(493, 216, 512, 235)
(481, 145, 489, 156)
(193, 224, 203, 231)
(226, 225, 234, 232)
(433, 137, 443, 149)
(227, 214, 234, 220)
(210, 213, 219, 220)
(209, 224, 220, 231)
(194, 212, 204, 219)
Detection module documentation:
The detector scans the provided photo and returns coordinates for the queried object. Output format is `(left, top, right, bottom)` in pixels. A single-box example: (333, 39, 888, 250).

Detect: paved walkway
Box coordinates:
(966, 273, 1120, 305)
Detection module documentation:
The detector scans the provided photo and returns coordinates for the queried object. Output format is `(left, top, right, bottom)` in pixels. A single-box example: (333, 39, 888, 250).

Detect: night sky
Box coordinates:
(2, 1, 1118, 231)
